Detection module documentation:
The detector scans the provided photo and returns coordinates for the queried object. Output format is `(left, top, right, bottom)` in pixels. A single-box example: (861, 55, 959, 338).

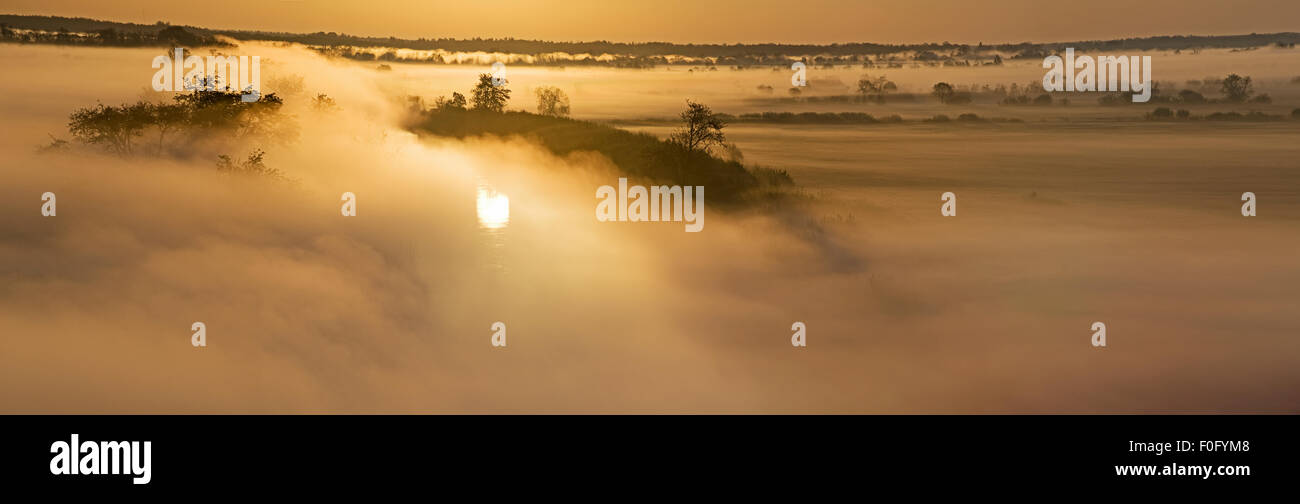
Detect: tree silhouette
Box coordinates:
(151, 102, 187, 155)
(68, 102, 151, 155)
(534, 86, 571, 117)
(215, 148, 285, 180)
(932, 82, 955, 104)
(668, 100, 726, 153)
(1220, 74, 1254, 102)
(434, 92, 467, 111)
(471, 73, 510, 112)
(66, 84, 290, 156)
(857, 75, 895, 95)
(311, 93, 338, 111)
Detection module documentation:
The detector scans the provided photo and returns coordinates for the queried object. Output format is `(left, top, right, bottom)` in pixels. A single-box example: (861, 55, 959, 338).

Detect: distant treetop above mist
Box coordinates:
(3, 14, 1299, 63)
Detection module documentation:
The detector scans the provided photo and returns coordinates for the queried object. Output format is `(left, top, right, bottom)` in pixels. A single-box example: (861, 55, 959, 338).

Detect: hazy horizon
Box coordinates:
(3, 0, 1300, 45)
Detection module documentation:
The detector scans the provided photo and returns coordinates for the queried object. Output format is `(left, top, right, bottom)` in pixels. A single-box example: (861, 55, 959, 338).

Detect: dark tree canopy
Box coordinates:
(1220, 74, 1254, 102)
(66, 84, 291, 156)
(931, 82, 955, 103)
(668, 100, 726, 154)
(471, 74, 511, 112)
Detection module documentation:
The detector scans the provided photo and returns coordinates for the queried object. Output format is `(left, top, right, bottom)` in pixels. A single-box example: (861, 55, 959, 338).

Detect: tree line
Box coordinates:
(5, 14, 1296, 63)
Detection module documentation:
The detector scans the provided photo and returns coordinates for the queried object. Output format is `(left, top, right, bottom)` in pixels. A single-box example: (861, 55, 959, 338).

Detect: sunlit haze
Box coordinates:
(4, 0, 1299, 44)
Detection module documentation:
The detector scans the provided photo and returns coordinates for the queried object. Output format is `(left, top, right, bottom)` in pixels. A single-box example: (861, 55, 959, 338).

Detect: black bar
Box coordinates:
(2, 415, 1291, 493)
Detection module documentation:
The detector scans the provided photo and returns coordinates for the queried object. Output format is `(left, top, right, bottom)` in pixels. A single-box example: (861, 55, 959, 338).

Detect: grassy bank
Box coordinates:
(410, 109, 795, 207)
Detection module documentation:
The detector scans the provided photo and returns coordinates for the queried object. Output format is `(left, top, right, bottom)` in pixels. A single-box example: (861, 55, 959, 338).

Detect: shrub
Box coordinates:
(215, 149, 287, 180)
(1220, 74, 1254, 102)
(750, 166, 794, 187)
(1098, 92, 1134, 105)
(1205, 111, 1284, 121)
(35, 134, 69, 154)
(931, 82, 954, 103)
(1148, 107, 1174, 120)
(433, 92, 467, 111)
(534, 86, 571, 117)
(414, 109, 775, 206)
(732, 111, 879, 124)
(311, 93, 338, 111)
(1177, 89, 1205, 104)
(66, 86, 291, 156)
(1205, 112, 1243, 121)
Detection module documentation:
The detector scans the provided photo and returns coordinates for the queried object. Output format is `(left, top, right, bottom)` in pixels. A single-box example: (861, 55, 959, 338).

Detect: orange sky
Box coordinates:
(2, 0, 1298, 44)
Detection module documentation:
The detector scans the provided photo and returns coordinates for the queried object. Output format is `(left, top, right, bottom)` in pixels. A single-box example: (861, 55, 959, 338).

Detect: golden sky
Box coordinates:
(3, 0, 1298, 44)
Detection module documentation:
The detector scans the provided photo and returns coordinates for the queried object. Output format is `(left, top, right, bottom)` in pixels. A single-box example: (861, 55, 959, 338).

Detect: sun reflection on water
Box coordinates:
(476, 186, 509, 229)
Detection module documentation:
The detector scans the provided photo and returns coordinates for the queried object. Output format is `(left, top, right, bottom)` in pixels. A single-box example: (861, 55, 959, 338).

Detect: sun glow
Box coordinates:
(476, 186, 510, 229)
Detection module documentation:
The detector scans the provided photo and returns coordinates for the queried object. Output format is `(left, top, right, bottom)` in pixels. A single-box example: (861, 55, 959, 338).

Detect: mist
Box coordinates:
(2, 41, 1298, 413)
(0, 42, 852, 412)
